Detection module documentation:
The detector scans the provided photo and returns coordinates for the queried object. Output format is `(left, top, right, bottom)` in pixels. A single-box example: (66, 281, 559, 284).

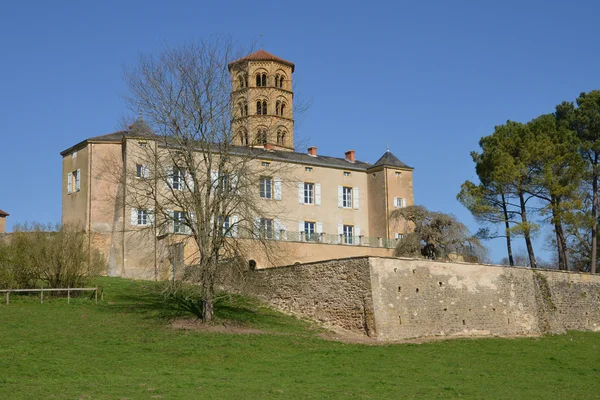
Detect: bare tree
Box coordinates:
(122, 38, 291, 321)
(391, 205, 487, 263)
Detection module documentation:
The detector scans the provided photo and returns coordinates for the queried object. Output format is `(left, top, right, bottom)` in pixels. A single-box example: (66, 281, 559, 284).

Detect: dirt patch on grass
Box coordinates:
(171, 319, 267, 334)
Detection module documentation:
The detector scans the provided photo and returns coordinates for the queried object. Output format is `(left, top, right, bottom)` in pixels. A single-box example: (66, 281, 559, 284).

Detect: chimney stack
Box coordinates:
(345, 150, 355, 162)
(307, 146, 317, 157)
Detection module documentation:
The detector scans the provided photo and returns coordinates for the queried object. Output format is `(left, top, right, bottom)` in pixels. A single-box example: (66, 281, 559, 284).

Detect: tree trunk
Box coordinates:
(519, 190, 537, 268)
(202, 296, 214, 322)
(591, 172, 598, 274)
(501, 193, 514, 266)
(551, 196, 568, 271)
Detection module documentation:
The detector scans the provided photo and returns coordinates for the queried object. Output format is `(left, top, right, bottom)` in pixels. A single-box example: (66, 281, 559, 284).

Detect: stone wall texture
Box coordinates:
(241, 256, 600, 341)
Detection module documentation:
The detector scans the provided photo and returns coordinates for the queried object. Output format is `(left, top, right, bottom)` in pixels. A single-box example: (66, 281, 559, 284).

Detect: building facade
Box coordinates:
(60, 50, 414, 279)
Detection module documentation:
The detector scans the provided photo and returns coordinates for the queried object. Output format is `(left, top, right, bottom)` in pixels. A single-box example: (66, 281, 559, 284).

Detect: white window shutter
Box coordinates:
(148, 209, 155, 225)
(166, 166, 173, 188)
(274, 219, 281, 240)
(187, 173, 194, 192)
(401, 198, 406, 207)
(231, 215, 239, 237)
(298, 221, 304, 234)
(130, 208, 138, 226)
(355, 226, 361, 245)
(254, 217, 261, 236)
(316, 222, 323, 234)
(75, 169, 81, 191)
(143, 165, 150, 179)
(211, 171, 219, 190)
(353, 187, 359, 209)
(298, 182, 304, 204)
(315, 183, 321, 206)
(337, 223, 343, 235)
(168, 210, 174, 233)
(232, 174, 239, 193)
(67, 172, 72, 194)
(337, 186, 343, 208)
(274, 177, 282, 200)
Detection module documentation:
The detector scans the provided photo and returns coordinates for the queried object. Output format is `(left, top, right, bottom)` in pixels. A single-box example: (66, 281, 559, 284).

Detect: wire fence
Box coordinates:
(0, 287, 103, 305)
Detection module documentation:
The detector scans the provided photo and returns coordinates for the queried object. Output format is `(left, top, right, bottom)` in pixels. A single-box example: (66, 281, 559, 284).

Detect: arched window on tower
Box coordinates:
(238, 76, 245, 89)
(280, 103, 286, 117)
(261, 73, 267, 87)
(256, 74, 261, 87)
(240, 130, 249, 146)
(279, 77, 284, 88)
(277, 130, 286, 146)
(244, 76, 248, 88)
(244, 102, 248, 116)
(256, 100, 262, 115)
(275, 101, 280, 116)
(275, 74, 280, 88)
(262, 100, 267, 115)
(257, 129, 267, 145)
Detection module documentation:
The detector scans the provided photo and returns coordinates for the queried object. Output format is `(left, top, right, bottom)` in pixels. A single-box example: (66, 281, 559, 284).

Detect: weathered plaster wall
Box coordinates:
(239, 256, 600, 341)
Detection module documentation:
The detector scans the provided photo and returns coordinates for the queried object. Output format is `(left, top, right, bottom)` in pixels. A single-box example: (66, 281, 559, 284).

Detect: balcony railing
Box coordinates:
(244, 230, 399, 249)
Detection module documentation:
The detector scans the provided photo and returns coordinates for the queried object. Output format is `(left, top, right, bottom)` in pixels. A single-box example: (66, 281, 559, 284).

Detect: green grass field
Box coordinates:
(1, 277, 599, 399)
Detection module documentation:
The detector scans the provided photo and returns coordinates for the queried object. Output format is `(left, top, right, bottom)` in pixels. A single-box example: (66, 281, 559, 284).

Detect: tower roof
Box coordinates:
(0, 209, 9, 217)
(229, 49, 295, 72)
(370, 151, 413, 170)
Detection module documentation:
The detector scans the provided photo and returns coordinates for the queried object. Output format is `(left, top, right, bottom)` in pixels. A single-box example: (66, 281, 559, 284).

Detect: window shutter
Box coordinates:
(337, 186, 343, 208)
(75, 169, 81, 191)
(148, 209, 155, 226)
(353, 187, 359, 209)
(298, 182, 304, 204)
(143, 165, 150, 179)
(298, 221, 304, 234)
(166, 166, 173, 188)
(315, 183, 321, 206)
(274, 177, 282, 200)
(316, 222, 323, 234)
(187, 173, 194, 192)
(130, 208, 138, 226)
(274, 219, 281, 240)
(168, 210, 174, 233)
(401, 198, 406, 207)
(231, 215, 239, 237)
(232, 174, 239, 193)
(355, 226, 361, 245)
(211, 171, 219, 190)
(67, 172, 72, 194)
(337, 223, 343, 235)
(254, 217, 261, 236)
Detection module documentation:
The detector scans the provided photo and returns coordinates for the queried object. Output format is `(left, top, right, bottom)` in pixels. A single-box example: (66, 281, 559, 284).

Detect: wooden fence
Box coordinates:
(0, 287, 103, 305)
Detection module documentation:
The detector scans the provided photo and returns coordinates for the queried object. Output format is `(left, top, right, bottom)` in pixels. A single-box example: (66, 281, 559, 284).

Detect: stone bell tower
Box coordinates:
(228, 50, 295, 151)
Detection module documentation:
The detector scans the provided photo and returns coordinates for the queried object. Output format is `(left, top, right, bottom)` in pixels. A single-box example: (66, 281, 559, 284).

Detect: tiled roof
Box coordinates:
(0, 209, 9, 217)
(229, 49, 295, 72)
(371, 151, 412, 170)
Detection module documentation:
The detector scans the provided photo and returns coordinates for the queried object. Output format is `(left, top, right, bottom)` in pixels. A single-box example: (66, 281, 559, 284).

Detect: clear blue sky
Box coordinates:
(1, 0, 599, 263)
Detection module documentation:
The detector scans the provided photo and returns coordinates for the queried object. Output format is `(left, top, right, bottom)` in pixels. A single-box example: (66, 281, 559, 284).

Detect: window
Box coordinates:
(256, 100, 262, 115)
(67, 169, 81, 194)
(304, 182, 314, 204)
(256, 129, 267, 144)
(304, 221, 316, 242)
(138, 141, 147, 148)
(256, 73, 267, 87)
(305, 167, 313, 172)
(260, 218, 274, 239)
(395, 233, 404, 239)
(343, 225, 354, 244)
(395, 171, 402, 177)
(136, 164, 149, 179)
(343, 171, 351, 177)
(260, 176, 273, 199)
(280, 103, 286, 116)
(137, 209, 149, 226)
(172, 167, 186, 190)
(277, 130, 286, 145)
(342, 186, 352, 208)
(173, 211, 187, 234)
(72, 151, 77, 159)
(239, 102, 248, 117)
(394, 197, 406, 208)
(275, 100, 281, 115)
(219, 215, 231, 236)
(279, 76, 284, 88)
(240, 130, 249, 145)
(261, 161, 271, 168)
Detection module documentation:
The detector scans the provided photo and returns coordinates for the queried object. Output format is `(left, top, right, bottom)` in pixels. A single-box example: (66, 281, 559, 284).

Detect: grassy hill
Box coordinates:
(0, 277, 599, 399)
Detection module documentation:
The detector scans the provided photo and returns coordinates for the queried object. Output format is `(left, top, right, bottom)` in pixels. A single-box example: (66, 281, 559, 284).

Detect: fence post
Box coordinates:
(95, 287, 98, 304)
(41, 286, 44, 304)
(5, 291, 9, 305)
(67, 287, 70, 304)
(101, 288, 104, 302)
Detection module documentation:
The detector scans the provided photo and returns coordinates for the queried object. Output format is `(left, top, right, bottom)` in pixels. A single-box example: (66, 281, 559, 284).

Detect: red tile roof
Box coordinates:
(0, 209, 9, 217)
(229, 49, 295, 72)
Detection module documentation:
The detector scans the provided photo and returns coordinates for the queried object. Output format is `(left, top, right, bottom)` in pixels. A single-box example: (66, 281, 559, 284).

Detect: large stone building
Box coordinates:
(0, 209, 8, 234)
(60, 50, 415, 279)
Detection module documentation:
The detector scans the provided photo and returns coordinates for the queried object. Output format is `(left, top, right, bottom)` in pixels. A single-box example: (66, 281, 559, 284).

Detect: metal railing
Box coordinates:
(241, 230, 400, 249)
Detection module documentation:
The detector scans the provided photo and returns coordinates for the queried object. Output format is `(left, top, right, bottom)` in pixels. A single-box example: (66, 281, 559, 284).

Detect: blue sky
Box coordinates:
(1, 0, 599, 263)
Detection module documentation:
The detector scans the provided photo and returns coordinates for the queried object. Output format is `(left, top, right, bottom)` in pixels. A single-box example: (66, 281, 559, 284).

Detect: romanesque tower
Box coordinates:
(228, 50, 295, 151)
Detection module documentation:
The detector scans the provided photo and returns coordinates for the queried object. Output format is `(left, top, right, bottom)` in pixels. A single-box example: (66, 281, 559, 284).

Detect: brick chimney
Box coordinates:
(264, 143, 274, 151)
(308, 146, 317, 157)
(345, 150, 355, 162)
